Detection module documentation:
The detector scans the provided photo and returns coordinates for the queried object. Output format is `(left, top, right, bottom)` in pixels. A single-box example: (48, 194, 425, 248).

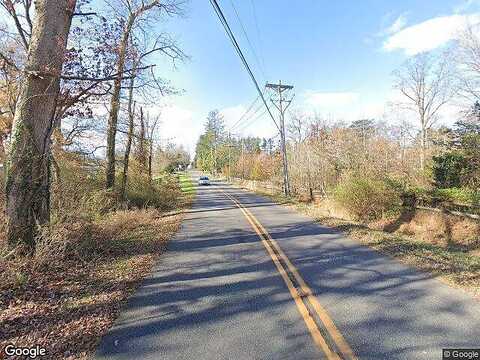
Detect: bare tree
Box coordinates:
(393, 52, 456, 170)
(455, 25, 480, 105)
(5, 0, 77, 249)
(104, 0, 185, 189)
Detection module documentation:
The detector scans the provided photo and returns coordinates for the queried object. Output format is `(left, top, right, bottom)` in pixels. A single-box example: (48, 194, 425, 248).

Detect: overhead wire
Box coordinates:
(228, 0, 267, 81)
(249, 0, 267, 79)
(236, 107, 268, 133)
(209, 0, 279, 131)
(228, 95, 260, 132)
(232, 101, 265, 132)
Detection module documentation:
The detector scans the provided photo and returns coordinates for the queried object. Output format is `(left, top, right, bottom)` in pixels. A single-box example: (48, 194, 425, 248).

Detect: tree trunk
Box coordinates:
(420, 125, 426, 171)
(147, 117, 158, 182)
(5, 0, 76, 250)
(136, 107, 147, 169)
(120, 64, 137, 201)
(148, 141, 153, 182)
(105, 16, 134, 189)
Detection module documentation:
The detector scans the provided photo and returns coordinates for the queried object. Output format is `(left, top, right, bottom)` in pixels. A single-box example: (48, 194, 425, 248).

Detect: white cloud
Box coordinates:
(387, 14, 408, 34)
(220, 105, 246, 128)
(304, 91, 359, 108)
(300, 91, 390, 124)
(383, 14, 480, 55)
(158, 104, 200, 155)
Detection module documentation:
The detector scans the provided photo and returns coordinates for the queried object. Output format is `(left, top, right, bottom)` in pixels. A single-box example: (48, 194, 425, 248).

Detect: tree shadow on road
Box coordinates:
(95, 184, 480, 360)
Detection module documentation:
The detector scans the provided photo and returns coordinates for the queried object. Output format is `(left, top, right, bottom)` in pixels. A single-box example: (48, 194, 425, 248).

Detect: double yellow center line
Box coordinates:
(222, 190, 357, 360)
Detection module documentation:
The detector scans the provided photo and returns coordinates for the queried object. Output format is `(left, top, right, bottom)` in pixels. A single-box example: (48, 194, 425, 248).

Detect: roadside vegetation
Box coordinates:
(178, 172, 197, 196)
(194, 29, 480, 297)
(0, 152, 195, 358)
(293, 202, 480, 297)
(0, 0, 194, 358)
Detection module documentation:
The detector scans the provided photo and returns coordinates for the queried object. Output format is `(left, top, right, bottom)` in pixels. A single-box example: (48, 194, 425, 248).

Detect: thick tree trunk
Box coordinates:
(5, 0, 76, 249)
(105, 17, 134, 189)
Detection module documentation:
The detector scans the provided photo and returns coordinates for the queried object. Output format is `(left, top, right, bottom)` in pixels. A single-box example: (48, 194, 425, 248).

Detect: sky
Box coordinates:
(151, 0, 480, 154)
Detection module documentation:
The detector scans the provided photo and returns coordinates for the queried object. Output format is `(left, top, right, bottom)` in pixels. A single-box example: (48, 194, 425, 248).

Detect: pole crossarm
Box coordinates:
(265, 83, 294, 91)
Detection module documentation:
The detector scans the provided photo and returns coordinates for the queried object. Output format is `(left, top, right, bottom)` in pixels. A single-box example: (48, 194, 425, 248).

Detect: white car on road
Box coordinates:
(198, 176, 211, 186)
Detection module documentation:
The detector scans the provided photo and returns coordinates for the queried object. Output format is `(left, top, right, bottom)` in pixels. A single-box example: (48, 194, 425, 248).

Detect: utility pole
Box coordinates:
(227, 132, 234, 181)
(266, 80, 293, 196)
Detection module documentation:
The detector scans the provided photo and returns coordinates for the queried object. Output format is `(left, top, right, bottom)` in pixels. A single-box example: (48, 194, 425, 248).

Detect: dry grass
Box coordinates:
(231, 182, 480, 298)
(290, 201, 480, 298)
(393, 210, 480, 249)
(0, 159, 196, 359)
(0, 207, 188, 360)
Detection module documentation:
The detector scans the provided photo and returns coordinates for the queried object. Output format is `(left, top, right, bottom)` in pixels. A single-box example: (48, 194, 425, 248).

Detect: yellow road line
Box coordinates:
(222, 189, 357, 360)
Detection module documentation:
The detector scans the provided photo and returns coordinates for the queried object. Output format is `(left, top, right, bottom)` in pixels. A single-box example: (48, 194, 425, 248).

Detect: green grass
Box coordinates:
(178, 172, 196, 196)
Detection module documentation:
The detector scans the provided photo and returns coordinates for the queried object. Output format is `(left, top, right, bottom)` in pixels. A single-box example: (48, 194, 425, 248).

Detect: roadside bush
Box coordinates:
(431, 188, 480, 205)
(51, 150, 117, 223)
(0, 151, 184, 271)
(432, 152, 466, 188)
(123, 163, 181, 210)
(334, 174, 402, 221)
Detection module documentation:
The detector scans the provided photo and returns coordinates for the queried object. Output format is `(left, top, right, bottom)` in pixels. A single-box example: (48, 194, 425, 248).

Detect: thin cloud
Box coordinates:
(454, 0, 480, 14)
(220, 105, 246, 127)
(383, 13, 480, 55)
(380, 14, 408, 36)
(304, 91, 359, 108)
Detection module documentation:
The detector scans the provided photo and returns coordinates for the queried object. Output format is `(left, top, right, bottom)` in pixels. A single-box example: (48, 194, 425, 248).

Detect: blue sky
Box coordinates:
(152, 0, 480, 153)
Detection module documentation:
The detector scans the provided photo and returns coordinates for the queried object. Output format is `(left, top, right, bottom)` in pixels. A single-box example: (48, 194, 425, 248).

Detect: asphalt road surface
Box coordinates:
(96, 175, 480, 360)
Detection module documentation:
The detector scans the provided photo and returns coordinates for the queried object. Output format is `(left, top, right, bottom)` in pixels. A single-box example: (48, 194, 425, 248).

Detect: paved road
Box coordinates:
(96, 176, 480, 360)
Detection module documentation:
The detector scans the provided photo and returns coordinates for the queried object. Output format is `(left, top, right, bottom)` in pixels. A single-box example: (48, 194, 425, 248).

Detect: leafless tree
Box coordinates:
(120, 51, 139, 201)
(393, 52, 456, 170)
(454, 24, 480, 107)
(104, 0, 186, 189)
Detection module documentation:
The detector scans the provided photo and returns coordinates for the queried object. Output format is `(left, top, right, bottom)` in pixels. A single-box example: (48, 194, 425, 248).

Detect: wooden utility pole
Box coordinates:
(227, 132, 233, 181)
(266, 81, 293, 196)
(241, 138, 245, 180)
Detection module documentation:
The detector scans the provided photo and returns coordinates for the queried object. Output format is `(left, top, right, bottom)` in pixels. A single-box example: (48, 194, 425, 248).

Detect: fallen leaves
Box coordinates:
(0, 209, 185, 360)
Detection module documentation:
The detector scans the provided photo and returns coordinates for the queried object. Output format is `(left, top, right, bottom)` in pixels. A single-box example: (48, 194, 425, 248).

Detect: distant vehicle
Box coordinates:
(198, 176, 211, 186)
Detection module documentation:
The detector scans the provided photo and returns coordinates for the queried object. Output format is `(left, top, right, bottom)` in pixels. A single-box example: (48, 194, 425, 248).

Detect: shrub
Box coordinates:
(431, 188, 480, 205)
(123, 164, 181, 210)
(334, 174, 402, 221)
(50, 150, 115, 223)
(432, 152, 467, 188)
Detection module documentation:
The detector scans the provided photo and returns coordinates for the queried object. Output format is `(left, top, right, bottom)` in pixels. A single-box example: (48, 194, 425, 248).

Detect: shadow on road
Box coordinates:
(96, 180, 480, 360)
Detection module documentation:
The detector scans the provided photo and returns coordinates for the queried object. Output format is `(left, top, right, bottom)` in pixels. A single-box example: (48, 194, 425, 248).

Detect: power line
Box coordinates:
(236, 108, 266, 133)
(250, 0, 267, 79)
(236, 108, 267, 133)
(228, 0, 266, 81)
(209, 0, 278, 131)
(230, 101, 264, 132)
(228, 95, 260, 132)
